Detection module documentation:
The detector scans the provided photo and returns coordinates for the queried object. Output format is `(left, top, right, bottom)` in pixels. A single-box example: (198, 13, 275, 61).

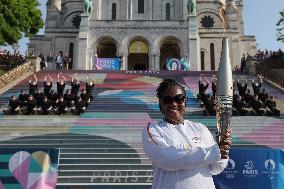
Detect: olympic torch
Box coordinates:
(215, 38, 233, 144)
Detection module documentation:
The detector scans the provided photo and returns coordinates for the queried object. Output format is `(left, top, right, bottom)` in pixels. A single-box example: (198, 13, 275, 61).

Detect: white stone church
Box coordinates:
(30, 0, 256, 71)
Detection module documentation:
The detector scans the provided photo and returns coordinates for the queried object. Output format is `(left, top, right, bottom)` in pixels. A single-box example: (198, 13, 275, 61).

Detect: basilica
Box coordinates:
(30, 0, 256, 71)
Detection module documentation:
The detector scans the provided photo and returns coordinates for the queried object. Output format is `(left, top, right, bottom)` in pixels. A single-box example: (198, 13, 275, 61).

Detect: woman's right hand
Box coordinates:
(218, 129, 232, 159)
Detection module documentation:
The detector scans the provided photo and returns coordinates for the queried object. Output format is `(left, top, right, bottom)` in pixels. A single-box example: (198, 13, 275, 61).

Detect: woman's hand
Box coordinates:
(218, 128, 232, 159)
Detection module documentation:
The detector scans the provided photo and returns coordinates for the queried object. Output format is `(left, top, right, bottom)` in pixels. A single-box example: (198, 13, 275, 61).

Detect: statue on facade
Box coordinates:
(84, 0, 92, 15)
(187, 0, 196, 15)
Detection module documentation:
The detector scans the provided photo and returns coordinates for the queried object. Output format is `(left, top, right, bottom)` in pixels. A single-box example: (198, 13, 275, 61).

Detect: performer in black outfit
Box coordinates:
(80, 89, 91, 108)
(55, 96, 67, 115)
(86, 75, 96, 100)
(71, 96, 86, 115)
(252, 75, 262, 96)
(44, 75, 53, 96)
(18, 89, 28, 107)
(3, 96, 20, 115)
(37, 96, 53, 115)
(265, 96, 280, 116)
(71, 73, 80, 96)
(57, 72, 67, 96)
(23, 95, 37, 115)
(29, 74, 38, 95)
(237, 75, 247, 97)
(64, 89, 75, 107)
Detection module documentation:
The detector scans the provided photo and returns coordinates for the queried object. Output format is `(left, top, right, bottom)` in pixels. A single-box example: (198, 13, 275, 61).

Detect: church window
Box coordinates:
(201, 15, 214, 29)
(138, 0, 144, 14)
(112, 3, 117, 20)
(166, 3, 171, 20)
(210, 43, 215, 70)
(201, 51, 205, 70)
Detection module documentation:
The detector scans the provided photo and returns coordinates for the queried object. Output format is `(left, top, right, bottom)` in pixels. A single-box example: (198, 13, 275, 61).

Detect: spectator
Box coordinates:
(3, 96, 20, 115)
(240, 54, 246, 72)
(63, 53, 71, 70)
(39, 53, 46, 70)
(55, 51, 64, 70)
(46, 52, 54, 70)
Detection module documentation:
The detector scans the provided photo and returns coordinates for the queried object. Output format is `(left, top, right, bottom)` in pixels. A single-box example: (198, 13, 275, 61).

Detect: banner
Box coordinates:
(0, 148, 59, 189)
(166, 58, 190, 71)
(94, 58, 121, 70)
(213, 148, 284, 189)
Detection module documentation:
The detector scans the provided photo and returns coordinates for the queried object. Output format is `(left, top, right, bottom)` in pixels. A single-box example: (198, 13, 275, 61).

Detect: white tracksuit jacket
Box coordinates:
(142, 120, 228, 189)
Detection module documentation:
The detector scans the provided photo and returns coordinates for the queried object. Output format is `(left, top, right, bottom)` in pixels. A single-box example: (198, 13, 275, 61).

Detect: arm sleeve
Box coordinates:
(142, 123, 222, 171)
(200, 124, 228, 175)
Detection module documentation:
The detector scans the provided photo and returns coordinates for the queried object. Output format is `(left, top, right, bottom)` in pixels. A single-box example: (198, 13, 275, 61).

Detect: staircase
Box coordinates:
(0, 70, 283, 188)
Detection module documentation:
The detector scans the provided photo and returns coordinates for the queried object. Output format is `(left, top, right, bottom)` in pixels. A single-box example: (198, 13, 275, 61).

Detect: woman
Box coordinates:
(143, 79, 232, 189)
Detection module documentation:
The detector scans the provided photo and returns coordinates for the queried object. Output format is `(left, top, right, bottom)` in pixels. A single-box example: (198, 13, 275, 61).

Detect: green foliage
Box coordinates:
(276, 9, 284, 42)
(0, 0, 44, 45)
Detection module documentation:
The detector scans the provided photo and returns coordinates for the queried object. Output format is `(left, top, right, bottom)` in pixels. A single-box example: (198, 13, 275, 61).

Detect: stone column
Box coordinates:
(188, 14, 200, 71)
(126, 0, 130, 20)
(76, 14, 89, 70)
(122, 53, 128, 70)
(99, 0, 103, 20)
(155, 53, 160, 70)
(149, 54, 154, 70)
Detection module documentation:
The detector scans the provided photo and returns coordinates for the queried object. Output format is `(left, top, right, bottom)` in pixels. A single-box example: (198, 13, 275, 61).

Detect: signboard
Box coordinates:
(213, 148, 284, 189)
(94, 58, 121, 70)
(166, 58, 190, 71)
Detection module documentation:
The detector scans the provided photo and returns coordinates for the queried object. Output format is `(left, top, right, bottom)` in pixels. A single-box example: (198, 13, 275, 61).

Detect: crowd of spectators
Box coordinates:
(3, 73, 96, 116)
(235, 48, 283, 73)
(38, 51, 72, 70)
(197, 74, 281, 117)
(255, 48, 284, 61)
(0, 50, 25, 71)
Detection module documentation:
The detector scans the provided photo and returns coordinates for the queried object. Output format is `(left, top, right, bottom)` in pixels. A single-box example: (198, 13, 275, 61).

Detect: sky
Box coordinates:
(1, 0, 284, 54)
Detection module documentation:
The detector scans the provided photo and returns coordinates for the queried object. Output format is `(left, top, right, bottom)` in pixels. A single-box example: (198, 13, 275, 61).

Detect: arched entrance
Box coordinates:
(128, 40, 149, 70)
(160, 39, 181, 70)
(68, 42, 74, 69)
(97, 37, 117, 58)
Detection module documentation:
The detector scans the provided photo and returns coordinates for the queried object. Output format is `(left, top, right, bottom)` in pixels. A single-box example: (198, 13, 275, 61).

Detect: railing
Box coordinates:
(255, 61, 284, 89)
(0, 61, 34, 89)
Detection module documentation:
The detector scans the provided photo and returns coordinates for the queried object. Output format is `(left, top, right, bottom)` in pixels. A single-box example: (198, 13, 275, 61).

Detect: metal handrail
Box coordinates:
(255, 61, 284, 88)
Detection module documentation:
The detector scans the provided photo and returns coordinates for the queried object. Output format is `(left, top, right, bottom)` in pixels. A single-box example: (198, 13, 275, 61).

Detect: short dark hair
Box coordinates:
(156, 79, 186, 99)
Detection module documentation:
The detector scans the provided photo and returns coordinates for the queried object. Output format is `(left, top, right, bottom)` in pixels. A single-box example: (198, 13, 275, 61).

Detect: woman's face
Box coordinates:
(160, 86, 186, 124)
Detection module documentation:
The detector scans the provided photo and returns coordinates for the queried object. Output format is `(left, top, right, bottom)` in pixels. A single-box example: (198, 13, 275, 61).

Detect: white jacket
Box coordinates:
(142, 120, 228, 189)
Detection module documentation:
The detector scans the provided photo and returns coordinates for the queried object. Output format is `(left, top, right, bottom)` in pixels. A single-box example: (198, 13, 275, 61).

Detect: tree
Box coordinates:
(0, 0, 43, 45)
(276, 9, 284, 42)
